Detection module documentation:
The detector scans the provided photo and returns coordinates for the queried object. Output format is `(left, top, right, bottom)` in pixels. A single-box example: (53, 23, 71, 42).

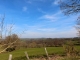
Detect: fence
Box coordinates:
(8, 47, 50, 60)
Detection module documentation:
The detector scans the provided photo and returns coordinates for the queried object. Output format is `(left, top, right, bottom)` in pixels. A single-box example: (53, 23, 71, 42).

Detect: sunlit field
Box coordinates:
(0, 46, 80, 60)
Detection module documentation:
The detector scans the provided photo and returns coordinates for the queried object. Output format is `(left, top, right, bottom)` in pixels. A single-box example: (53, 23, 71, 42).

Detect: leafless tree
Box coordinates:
(59, 1, 79, 58)
(59, 0, 80, 15)
(59, 0, 80, 37)
(0, 15, 20, 53)
(0, 14, 5, 39)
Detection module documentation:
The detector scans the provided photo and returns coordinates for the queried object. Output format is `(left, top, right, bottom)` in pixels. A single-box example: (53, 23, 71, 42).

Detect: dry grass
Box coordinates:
(30, 55, 64, 60)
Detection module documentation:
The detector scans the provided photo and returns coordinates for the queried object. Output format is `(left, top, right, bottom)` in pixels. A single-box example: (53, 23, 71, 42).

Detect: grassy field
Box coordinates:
(0, 46, 80, 60)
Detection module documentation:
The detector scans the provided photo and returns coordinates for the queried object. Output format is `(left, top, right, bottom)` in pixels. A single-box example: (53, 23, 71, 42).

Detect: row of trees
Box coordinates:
(18, 38, 80, 48)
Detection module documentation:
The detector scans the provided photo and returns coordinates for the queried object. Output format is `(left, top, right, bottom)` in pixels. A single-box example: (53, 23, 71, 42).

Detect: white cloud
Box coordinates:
(7, 24, 77, 38)
(39, 10, 77, 24)
(39, 14, 58, 22)
(20, 27, 77, 38)
(52, 0, 60, 5)
(15, 24, 77, 38)
(24, 24, 56, 32)
(37, 28, 56, 32)
(39, 11, 62, 22)
(23, 6, 27, 12)
(38, 8, 46, 14)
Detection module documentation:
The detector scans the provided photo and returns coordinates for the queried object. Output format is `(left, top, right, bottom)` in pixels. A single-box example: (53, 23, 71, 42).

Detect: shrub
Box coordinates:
(6, 47, 15, 52)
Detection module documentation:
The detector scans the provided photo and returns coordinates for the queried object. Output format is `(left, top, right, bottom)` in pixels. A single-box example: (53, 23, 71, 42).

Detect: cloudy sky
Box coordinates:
(0, 0, 79, 38)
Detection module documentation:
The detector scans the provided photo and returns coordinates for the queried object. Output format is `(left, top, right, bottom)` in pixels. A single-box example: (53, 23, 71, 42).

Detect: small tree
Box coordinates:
(5, 34, 20, 51)
(0, 15, 20, 53)
(63, 41, 77, 58)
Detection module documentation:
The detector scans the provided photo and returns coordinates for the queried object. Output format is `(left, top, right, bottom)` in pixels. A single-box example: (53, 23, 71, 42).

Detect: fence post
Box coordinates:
(44, 47, 50, 60)
(25, 51, 30, 60)
(8, 54, 12, 60)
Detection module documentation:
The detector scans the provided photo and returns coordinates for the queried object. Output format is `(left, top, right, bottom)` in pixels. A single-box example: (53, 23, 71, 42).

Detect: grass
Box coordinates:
(0, 46, 80, 60)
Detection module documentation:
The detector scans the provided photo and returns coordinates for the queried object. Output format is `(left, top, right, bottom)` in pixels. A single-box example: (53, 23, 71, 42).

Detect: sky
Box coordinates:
(0, 0, 79, 38)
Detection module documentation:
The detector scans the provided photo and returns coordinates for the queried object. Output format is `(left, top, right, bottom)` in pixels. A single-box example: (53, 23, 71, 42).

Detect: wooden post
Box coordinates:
(25, 51, 30, 60)
(44, 47, 50, 60)
(8, 54, 12, 60)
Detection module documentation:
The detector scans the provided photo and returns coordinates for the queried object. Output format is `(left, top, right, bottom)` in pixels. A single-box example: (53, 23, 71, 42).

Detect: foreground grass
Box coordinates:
(0, 46, 80, 60)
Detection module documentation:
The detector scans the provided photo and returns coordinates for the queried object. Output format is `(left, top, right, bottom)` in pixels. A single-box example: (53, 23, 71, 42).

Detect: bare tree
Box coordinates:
(59, 0, 80, 15)
(0, 14, 5, 39)
(0, 15, 20, 53)
(59, 1, 79, 58)
(59, 0, 80, 37)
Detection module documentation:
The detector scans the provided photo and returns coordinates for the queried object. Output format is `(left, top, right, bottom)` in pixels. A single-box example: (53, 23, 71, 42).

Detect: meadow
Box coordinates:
(0, 46, 80, 60)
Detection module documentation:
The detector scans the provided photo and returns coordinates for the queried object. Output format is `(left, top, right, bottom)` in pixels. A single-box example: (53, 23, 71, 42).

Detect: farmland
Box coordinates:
(0, 46, 80, 60)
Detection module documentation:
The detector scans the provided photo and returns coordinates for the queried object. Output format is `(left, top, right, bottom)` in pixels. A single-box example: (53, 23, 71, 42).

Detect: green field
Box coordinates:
(0, 46, 80, 60)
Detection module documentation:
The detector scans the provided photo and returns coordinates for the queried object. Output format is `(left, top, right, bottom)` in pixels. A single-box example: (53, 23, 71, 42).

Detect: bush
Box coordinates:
(6, 47, 15, 52)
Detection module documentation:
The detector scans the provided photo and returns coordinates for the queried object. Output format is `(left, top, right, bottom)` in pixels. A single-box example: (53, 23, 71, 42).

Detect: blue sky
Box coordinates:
(0, 0, 79, 38)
